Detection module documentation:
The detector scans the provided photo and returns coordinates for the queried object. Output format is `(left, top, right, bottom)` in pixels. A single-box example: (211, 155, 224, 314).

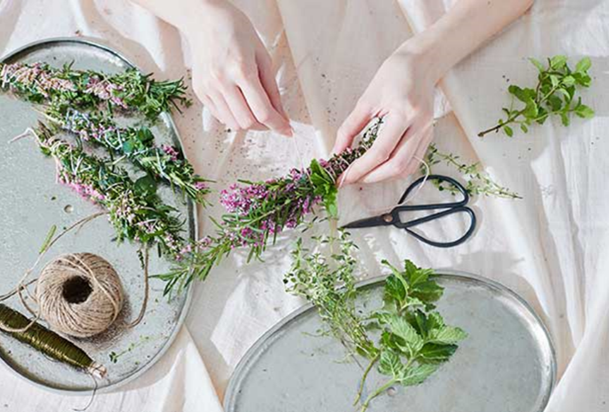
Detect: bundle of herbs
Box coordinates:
(0, 62, 190, 120)
(284, 233, 467, 411)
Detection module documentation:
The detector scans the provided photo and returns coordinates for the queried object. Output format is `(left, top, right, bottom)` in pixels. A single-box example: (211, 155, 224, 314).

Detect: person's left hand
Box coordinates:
(333, 42, 439, 185)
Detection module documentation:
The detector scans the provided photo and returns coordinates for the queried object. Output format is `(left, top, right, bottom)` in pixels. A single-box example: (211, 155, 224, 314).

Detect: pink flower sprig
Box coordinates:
(1, 62, 191, 120)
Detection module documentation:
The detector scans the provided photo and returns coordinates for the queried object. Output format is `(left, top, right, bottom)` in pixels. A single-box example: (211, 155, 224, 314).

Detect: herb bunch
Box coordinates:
(45, 106, 211, 204)
(285, 234, 467, 412)
(423, 143, 521, 199)
(157, 121, 383, 293)
(479, 55, 594, 138)
(1, 62, 190, 120)
(33, 122, 213, 286)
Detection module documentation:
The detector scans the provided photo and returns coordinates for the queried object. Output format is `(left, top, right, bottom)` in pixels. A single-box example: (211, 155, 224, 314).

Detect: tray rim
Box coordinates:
(224, 269, 557, 411)
(0, 36, 195, 396)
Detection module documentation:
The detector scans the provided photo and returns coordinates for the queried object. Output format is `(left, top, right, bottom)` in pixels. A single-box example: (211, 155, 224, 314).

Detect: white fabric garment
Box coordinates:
(0, 0, 608, 411)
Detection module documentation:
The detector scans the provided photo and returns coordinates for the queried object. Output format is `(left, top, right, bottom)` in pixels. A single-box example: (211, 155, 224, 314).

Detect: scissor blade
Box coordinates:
(341, 215, 388, 230)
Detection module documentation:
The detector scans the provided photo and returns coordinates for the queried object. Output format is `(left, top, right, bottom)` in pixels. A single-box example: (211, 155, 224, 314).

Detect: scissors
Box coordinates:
(342, 174, 476, 248)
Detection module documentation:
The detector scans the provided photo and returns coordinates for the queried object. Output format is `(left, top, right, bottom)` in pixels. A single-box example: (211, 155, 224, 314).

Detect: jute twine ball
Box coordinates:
(37, 253, 124, 338)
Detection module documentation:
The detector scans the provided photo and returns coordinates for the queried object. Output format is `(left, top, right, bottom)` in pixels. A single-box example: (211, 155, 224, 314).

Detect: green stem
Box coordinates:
(354, 354, 380, 406)
(478, 109, 525, 137)
(360, 378, 398, 412)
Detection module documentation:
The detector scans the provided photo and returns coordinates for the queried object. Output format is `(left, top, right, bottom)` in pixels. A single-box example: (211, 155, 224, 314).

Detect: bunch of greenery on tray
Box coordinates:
(34, 123, 210, 285)
(479, 55, 594, 138)
(45, 106, 211, 204)
(0, 62, 190, 120)
(284, 233, 467, 412)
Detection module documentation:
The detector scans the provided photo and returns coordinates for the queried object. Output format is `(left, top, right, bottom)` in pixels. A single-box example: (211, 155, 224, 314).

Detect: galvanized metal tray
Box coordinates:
(0, 38, 194, 393)
(225, 272, 556, 412)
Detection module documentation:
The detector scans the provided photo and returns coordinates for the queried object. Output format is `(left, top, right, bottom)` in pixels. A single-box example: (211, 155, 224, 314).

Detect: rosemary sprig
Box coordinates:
(0, 62, 191, 120)
(423, 143, 521, 199)
(45, 106, 211, 205)
(479, 55, 594, 138)
(284, 234, 466, 412)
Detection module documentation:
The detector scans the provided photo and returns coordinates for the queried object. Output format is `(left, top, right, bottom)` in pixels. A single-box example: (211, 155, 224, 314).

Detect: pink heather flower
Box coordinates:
(162, 144, 180, 162)
(194, 181, 208, 191)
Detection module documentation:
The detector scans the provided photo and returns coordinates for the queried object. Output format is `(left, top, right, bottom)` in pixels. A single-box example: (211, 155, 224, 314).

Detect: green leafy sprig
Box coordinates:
(479, 55, 594, 138)
(45, 106, 211, 204)
(423, 143, 521, 199)
(0, 62, 191, 120)
(284, 234, 467, 412)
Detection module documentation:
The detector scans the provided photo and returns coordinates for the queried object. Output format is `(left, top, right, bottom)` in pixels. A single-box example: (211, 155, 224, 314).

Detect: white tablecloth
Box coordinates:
(0, 0, 608, 411)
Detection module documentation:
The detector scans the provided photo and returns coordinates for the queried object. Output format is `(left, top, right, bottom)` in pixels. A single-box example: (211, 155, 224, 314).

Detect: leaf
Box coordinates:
(428, 325, 468, 345)
(550, 55, 567, 70)
(560, 112, 570, 126)
(384, 314, 424, 353)
(529, 57, 545, 72)
(378, 350, 405, 378)
(523, 98, 539, 119)
(383, 273, 407, 306)
(398, 363, 440, 386)
(575, 57, 591, 73)
(39, 224, 57, 254)
(562, 76, 576, 87)
(575, 104, 595, 119)
(520, 124, 529, 133)
(410, 280, 444, 304)
(503, 125, 514, 137)
(134, 175, 158, 195)
(418, 343, 458, 364)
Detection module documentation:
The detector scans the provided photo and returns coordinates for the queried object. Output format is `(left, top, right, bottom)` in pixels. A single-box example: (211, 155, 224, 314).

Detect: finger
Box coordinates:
(223, 85, 267, 130)
(339, 114, 411, 186)
(257, 53, 289, 121)
(360, 122, 430, 184)
(239, 67, 292, 136)
(403, 124, 433, 176)
(333, 102, 375, 155)
(208, 91, 240, 131)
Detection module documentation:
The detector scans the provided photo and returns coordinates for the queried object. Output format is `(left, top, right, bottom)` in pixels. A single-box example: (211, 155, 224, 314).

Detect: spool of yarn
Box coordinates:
(37, 253, 124, 338)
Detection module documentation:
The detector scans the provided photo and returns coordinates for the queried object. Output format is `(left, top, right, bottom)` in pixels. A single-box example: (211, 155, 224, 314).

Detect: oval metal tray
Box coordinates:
(0, 38, 194, 393)
(225, 272, 556, 412)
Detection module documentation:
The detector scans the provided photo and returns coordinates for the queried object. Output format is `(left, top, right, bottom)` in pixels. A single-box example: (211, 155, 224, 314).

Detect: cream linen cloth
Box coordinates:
(0, 0, 608, 411)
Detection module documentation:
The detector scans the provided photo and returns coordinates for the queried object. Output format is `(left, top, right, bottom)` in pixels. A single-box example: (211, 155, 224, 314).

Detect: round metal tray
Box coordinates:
(225, 272, 556, 412)
(0, 38, 194, 393)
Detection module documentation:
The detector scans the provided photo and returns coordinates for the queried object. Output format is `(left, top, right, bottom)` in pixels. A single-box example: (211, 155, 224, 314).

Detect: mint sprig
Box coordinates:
(479, 55, 594, 138)
(284, 234, 467, 412)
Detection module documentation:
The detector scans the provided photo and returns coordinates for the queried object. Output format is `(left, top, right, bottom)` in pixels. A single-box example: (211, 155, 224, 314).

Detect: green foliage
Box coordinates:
(423, 143, 521, 199)
(309, 159, 339, 218)
(284, 234, 467, 412)
(479, 55, 594, 138)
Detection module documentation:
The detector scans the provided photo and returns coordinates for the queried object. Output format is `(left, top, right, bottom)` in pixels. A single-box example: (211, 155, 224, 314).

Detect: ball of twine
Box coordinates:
(37, 253, 124, 338)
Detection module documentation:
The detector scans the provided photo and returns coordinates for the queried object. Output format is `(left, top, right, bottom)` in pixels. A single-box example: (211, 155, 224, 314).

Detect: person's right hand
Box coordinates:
(186, 0, 291, 135)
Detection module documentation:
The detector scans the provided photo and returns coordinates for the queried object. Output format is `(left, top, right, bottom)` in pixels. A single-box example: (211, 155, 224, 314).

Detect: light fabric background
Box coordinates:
(0, 0, 607, 411)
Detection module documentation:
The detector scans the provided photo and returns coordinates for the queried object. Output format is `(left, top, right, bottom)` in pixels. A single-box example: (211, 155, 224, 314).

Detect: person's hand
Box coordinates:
(186, 0, 291, 135)
(333, 43, 439, 185)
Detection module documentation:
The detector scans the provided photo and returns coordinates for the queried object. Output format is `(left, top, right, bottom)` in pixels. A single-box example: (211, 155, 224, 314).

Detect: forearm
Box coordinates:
(404, 0, 534, 83)
(130, 0, 220, 37)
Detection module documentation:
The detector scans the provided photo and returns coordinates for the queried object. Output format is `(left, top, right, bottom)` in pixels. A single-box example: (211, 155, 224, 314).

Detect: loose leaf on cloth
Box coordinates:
(283, 233, 467, 411)
(479, 55, 594, 137)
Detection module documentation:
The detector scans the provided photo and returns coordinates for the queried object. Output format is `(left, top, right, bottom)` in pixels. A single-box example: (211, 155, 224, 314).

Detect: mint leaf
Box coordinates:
(428, 325, 468, 345)
(398, 363, 440, 386)
(550, 55, 567, 70)
(378, 350, 405, 378)
(383, 314, 424, 353)
(417, 343, 458, 364)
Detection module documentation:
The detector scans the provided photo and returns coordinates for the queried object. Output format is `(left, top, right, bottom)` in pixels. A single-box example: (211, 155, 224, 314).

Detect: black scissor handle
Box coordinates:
(400, 206, 477, 248)
(398, 174, 470, 208)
